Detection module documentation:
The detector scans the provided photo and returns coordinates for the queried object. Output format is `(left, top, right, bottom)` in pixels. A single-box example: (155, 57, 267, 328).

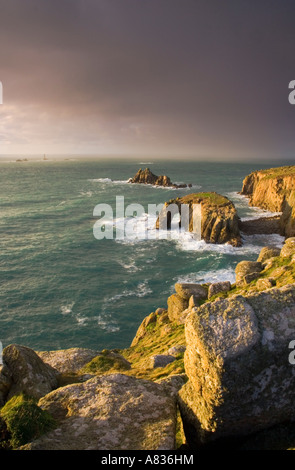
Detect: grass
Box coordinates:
(81, 349, 131, 374)
(257, 165, 295, 180)
(0, 394, 56, 449)
(177, 192, 230, 206)
(80, 311, 186, 382)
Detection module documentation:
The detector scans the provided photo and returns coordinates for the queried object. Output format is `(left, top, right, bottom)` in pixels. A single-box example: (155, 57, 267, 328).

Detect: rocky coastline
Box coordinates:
(1, 165, 295, 451)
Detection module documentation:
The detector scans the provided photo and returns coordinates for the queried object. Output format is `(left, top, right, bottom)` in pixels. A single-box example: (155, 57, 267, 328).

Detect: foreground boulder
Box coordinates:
(21, 374, 177, 450)
(178, 285, 295, 446)
(1, 344, 59, 402)
(156, 192, 241, 247)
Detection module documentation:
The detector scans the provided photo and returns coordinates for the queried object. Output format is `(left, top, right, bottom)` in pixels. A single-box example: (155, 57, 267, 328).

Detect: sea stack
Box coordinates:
(129, 168, 191, 188)
(156, 192, 242, 247)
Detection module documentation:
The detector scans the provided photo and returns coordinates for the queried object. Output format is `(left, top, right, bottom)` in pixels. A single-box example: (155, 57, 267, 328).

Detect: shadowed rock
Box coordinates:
(178, 285, 295, 446)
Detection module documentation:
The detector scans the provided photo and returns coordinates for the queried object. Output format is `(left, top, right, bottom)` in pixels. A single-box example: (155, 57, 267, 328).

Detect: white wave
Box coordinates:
(175, 268, 236, 285)
(88, 177, 129, 184)
(118, 259, 140, 272)
(88, 178, 112, 183)
(108, 281, 152, 302)
(88, 176, 197, 190)
(96, 315, 120, 333)
(225, 191, 282, 220)
(76, 315, 88, 326)
(60, 302, 75, 315)
(240, 208, 282, 221)
(79, 190, 93, 197)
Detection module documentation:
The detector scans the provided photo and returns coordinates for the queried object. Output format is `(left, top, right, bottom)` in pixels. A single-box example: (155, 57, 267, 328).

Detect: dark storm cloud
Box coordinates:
(0, 0, 295, 157)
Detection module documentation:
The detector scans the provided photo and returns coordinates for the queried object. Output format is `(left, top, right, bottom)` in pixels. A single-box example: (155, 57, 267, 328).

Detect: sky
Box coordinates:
(0, 0, 295, 161)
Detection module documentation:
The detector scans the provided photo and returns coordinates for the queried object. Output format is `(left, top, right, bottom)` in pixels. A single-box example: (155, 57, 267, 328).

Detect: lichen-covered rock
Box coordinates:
(167, 294, 189, 322)
(21, 374, 177, 450)
(131, 310, 165, 347)
(3, 344, 59, 401)
(281, 238, 295, 257)
(37, 348, 100, 374)
(257, 246, 281, 263)
(156, 374, 187, 397)
(175, 283, 207, 301)
(235, 260, 263, 286)
(178, 285, 295, 446)
(256, 278, 275, 291)
(167, 345, 186, 357)
(149, 355, 176, 368)
(208, 281, 231, 298)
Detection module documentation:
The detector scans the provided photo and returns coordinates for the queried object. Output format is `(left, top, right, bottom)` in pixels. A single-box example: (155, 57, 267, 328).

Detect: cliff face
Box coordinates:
(156, 192, 242, 247)
(240, 166, 295, 237)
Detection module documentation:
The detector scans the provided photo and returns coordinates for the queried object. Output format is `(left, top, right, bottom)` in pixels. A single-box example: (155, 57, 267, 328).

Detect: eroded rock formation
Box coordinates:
(129, 167, 191, 188)
(240, 165, 295, 237)
(156, 192, 242, 246)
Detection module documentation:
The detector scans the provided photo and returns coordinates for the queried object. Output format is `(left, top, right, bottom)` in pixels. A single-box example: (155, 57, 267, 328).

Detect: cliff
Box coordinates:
(156, 192, 242, 247)
(2, 238, 295, 450)
(240, 165, 295, 237)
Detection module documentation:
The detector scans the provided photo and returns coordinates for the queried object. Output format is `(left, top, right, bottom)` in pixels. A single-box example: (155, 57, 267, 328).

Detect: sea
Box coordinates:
(0, 157, 290, 352)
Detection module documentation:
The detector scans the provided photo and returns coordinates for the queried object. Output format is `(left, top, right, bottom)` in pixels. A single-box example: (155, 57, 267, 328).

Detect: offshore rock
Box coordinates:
(156, 192, 241, 247)
(129, 168, 190, 188)
(178, 285, 295, 446)
(22, 374, 177, 450)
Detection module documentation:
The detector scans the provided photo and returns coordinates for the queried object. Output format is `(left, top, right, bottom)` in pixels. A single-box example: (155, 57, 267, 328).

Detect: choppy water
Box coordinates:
(0, 157, 288, 351)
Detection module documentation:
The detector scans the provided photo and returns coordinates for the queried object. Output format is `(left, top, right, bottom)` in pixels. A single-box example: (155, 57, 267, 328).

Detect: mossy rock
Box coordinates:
(82, 350, 131, 374)
(0, 394, 56, 448)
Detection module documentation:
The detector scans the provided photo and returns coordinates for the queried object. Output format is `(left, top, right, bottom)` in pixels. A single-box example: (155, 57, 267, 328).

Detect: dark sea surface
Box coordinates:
(0, 158, 289, 351)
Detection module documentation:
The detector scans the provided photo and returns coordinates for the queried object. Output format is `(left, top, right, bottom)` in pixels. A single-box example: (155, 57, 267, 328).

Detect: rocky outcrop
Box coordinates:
(240, 165, 295, 237)
(235, 260, 263, 286)
(129, 168, 191, 188)
(37, 348, 99, 374)
(22, 374, 177, 450)
(208, 281, 231, 298)
(280, 237, 295, 257)
(0, 344, 59, 403)
(167, 283, 208, 324)
(178, 284, 295, 446)
(257, 246, 281, 263)
(156, 192, 242, 247)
